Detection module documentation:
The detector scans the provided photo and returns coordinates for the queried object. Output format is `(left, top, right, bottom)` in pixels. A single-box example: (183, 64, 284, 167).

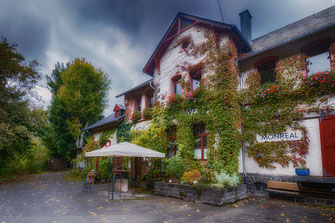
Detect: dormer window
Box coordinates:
(258, 61, 276, 85)
(173, 77, 182, 96)
(136, 97, 141, 112)
(148, 94, 154, 108)
(190, 68, 202, 90)
(306, 43, 331, 76)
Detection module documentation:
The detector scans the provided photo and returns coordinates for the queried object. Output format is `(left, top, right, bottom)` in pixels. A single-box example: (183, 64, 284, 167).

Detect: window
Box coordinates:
(190, 68, 202, 90)
(173, 77, 182, 96)
(306, 44, 331, 76)
(254, 182, 267, 192)
(148, 94, 154, 108)
(194, 124, 208, 160)
(167, 126, 177, 158)
(258, 61, 276, 85)
(136, 97, 141, 112)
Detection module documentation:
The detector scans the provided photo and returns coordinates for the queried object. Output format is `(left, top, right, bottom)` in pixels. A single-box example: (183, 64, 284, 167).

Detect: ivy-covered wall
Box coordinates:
(239, 47, 335, 176)
(126, 23, 335, 181)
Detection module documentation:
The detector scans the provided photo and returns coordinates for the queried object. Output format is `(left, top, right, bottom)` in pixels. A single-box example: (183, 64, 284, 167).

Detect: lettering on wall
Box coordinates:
(256, 130, 303, 143)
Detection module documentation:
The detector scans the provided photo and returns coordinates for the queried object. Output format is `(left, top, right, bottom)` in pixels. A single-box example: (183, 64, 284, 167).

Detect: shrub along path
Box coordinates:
(0, 171, 334, 223)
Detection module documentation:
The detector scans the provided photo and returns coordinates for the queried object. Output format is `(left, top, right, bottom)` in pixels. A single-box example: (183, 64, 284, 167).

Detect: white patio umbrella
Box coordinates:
(85, 142, 165, 158)
(84, 142, 165, 200)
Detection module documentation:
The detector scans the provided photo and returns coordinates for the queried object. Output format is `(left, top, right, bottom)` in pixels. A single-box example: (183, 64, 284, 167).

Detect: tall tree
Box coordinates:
(45, 63, 75, 158)
(0, 38, 40, 172)
(50, 59, 110, 150)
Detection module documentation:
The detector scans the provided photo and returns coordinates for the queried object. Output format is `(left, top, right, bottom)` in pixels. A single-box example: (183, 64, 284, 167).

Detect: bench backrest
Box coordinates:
(267, 181, 299, 191)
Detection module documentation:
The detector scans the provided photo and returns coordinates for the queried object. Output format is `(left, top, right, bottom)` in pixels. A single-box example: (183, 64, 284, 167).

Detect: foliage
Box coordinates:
(116, 120, 132, 142)
(214, 170, 240, 188)
(241, 53, 334, 168)
(75, 137, 99, 162)
(63, 168, 86, 181)
(166, 156, 188, 180)
(45, 63, 75, 158)
(0, 38, 45, 175)
(98, 129, 116, 147)
(182, 169, 201, 184)
(130, 111, 142, 123)
(56, 58, 110, 146)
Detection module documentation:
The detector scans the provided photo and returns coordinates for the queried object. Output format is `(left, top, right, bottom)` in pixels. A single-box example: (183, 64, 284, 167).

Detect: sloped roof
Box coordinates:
(115, 78, 153, 98)
(85, 113, 124, 131)
(244, 5, 335, 59)
(143, 12, 252, 76)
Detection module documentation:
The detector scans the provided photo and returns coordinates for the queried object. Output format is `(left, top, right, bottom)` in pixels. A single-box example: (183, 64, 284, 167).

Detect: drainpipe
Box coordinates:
(149, 80, 155, 90)
(237, 52, 248, 184)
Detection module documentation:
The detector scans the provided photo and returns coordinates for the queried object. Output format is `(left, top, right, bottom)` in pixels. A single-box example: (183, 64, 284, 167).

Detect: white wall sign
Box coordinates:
(256, 130, 303, 143)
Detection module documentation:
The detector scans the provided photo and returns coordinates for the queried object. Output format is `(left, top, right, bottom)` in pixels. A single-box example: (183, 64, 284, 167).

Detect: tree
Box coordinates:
(45, 63, 75, 158)
(0, 38, 40, 172)
(49, 59, 110, 150)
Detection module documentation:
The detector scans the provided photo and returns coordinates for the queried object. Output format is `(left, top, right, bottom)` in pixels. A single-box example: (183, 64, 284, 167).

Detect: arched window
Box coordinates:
(256, 58, 277, 85)
(190, 68, 202, 90)
(173, 76, 182, 96)
(304, 42, 331, 75)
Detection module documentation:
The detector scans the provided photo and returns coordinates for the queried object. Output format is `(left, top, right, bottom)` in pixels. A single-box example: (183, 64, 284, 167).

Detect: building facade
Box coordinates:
(117, 7, 335, 189)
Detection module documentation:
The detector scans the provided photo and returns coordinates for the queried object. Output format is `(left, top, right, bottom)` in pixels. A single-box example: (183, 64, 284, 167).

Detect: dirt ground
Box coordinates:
(0, 171, 334, 223)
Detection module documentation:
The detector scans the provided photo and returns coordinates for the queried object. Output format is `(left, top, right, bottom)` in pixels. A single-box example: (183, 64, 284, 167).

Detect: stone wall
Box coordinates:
(154, 182, 247, 206)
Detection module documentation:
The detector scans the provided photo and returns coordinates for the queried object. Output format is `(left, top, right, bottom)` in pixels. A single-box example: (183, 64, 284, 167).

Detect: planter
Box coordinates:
(295, 168, 310, 176)
(154, 182, 247, 206)
(116, 179, 129, 192)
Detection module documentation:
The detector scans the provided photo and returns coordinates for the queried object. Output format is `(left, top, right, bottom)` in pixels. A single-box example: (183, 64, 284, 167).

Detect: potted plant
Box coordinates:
(295, 166, 310, 176)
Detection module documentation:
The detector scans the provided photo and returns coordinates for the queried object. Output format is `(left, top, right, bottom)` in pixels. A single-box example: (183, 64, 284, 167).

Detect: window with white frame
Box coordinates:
(306, 44, 331, 76)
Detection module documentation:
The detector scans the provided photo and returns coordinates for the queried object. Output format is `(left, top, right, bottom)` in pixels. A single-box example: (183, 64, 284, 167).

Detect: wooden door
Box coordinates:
(320, 116, 335, 177)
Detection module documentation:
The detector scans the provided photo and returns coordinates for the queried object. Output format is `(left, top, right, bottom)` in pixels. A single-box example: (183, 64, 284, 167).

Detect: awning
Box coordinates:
(85, 142, 165, 158)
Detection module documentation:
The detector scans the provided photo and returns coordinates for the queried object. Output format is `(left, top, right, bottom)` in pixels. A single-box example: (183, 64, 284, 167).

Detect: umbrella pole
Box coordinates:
(108, 156, 111, 199)
(112, 155, 115, 200)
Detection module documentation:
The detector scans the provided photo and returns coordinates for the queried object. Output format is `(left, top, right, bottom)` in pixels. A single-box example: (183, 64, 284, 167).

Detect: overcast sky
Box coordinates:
(1, 0, 335, 115)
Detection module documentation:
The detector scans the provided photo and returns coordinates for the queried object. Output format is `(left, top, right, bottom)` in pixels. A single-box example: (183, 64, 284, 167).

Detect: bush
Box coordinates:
(64, 168, 85, 181)
(166, 156, 187, 180)
(214, 170, 240, 188)
(182, 169, 200, 184)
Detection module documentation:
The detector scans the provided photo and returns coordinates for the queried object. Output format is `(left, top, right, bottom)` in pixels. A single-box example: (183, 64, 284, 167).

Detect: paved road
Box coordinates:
(0, 171, 334, 223)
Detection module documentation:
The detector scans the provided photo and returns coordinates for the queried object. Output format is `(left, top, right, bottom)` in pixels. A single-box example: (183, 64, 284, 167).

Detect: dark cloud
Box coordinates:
(0, 1, 50, 64)
(0, 0, 334, 113)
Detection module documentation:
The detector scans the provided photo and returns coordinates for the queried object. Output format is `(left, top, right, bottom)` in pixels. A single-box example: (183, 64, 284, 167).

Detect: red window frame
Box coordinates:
(190, 68, 202, 90)
(167, 126, 177, 157)
(136, 97, 142, 112)
(173, 77, 182, 96)
(194, 124, 208, 160)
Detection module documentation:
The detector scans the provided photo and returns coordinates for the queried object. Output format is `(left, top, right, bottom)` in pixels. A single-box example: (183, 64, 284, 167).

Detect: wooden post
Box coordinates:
(96, 157, 99, 172)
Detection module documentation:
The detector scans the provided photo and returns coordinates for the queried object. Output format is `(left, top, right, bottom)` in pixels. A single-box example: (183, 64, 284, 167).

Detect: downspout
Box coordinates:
(237, 48, 248, 184)
(149, 79, 155, 90)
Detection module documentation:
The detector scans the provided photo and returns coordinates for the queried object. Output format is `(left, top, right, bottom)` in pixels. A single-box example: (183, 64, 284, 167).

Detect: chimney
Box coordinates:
(239, 10, 252, 41)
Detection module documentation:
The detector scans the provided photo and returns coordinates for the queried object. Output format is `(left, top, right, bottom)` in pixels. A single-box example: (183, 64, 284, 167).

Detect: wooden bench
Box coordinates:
(266, 181, 300, 195)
